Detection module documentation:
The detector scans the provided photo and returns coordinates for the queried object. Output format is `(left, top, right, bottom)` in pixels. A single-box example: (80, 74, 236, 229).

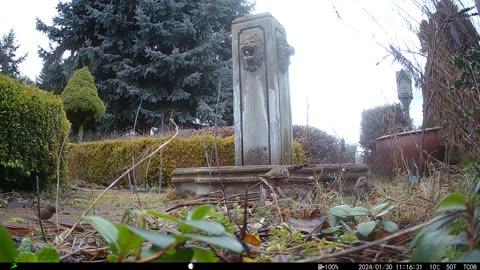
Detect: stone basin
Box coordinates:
(172, 164, 369, 196)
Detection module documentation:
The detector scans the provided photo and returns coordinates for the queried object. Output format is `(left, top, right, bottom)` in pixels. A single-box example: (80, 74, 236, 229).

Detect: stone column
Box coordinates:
(232, 13, 295, 166)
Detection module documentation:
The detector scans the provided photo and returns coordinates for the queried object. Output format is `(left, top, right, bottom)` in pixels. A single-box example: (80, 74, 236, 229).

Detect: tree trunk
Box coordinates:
(78, 124, 84, 143)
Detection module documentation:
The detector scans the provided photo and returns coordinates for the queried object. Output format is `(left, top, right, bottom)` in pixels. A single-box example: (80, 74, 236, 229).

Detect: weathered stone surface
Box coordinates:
(171, 14, 371, 197)
(172, 164, 369, 196)
(232, 13, 294, 166)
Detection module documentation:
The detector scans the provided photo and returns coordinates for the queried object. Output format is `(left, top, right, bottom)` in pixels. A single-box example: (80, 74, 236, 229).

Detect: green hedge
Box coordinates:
(67, 135, 306, 187)
(0, 75, 71, 190)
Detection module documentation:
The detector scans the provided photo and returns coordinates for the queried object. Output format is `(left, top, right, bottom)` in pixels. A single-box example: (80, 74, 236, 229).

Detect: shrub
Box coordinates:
(359, 103, 412, 167)
(292, 125, 341, 163)
(67, 135, 306, 187)
(0, 75, 71, 190)
(61, 66, 105, 143)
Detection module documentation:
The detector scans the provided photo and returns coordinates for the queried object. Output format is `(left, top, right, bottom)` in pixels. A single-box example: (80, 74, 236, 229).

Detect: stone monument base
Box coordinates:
(172, 164, 369, 197)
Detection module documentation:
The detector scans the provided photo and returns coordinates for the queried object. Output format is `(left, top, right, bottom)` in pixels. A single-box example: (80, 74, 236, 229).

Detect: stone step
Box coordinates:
(172, 164, 369, 196)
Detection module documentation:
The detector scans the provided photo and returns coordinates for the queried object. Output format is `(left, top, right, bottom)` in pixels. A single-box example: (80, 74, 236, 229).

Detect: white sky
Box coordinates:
(0, 0, 428, 144)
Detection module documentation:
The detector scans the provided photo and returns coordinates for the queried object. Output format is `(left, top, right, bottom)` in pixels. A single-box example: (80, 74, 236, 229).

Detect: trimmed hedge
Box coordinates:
(0, 75, 71, 190)
(67, 135, 306, 187)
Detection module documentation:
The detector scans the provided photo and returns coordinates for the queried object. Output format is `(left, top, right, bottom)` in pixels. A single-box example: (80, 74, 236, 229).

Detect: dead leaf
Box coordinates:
(367, 191, 380, 201)
(244, 232, 261, 246)
(286, 214, 327, 234)
(308, 208, 321, 219)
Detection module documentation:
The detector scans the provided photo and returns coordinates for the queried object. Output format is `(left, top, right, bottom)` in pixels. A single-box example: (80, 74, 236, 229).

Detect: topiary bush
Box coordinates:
(0, 75, 71, 190)
(61, 66, 105, 143)
(67, 135, 306, 188)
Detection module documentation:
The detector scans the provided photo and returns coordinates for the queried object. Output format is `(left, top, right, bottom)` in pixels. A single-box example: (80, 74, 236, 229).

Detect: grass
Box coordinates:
(1, 167, 466, 262)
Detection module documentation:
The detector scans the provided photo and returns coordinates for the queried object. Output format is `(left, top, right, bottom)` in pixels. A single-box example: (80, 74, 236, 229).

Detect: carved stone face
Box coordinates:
(240, 33, 264, 72)
(276, 35, 295, 73)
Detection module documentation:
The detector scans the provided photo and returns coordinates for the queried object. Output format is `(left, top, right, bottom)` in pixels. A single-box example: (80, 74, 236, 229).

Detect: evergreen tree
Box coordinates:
(61, 66, 106, 142)
(0, 29, 28, 79)
(37, 0, 253, 134)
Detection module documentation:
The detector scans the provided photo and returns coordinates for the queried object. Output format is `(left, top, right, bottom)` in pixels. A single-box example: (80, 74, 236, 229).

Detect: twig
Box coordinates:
(165, 196, 259, 212)
(56, 126, 70, 232)
(60, 119, 179, 243)
(35, 175, 46, 242)
(158, 116, 165, 194)
(59, 246, 109, 261)
(213, 78, 230, 220)
(137, 244, 176, 262)
(202, 140, 213, 201)
(241, 187, 249, 240)
(131, 99, 144, 208)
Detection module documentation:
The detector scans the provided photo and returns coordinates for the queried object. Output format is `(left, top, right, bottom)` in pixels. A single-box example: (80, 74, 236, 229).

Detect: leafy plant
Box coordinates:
(409, 166, 480, 262)
(266, 225, 305, 253)
(0, 223, 60, 262)
(323, 202, 398, 240)
(83, 205, 244, 262)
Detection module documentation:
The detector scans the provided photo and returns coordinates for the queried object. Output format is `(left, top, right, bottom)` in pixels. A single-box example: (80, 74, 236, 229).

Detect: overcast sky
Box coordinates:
(0, 0, 429, 144)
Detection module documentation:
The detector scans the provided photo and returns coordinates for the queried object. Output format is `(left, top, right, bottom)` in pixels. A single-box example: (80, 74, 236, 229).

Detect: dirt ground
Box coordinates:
(0, 186, 180, 229)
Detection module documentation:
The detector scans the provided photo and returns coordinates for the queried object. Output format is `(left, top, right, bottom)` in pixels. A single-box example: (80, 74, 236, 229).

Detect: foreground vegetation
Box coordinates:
(1, 164, 479, 262)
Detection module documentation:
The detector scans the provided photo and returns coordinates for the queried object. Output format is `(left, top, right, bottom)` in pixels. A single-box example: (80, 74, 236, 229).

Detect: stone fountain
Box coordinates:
(172, 13, 369, 196)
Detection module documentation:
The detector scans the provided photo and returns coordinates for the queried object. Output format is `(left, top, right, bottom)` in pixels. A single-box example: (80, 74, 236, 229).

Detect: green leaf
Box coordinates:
(0, 222, 16, 262)
(437, 192, 467, 212)
(16, 238, 32, 254)
(356, 221, 376, 237)
(107, 254, 118, 262)
(179, 223, 196, 234)
(475, 179, 480, 194)
(450, 232, 468, 246)
(115, 224, 145, 260)
(151, 247, 194, 262)
(372, 202, 395, 216)
(192, 247, 218, 262)
(409, 214, 458, 250)
(15, 253, 38, 262)
(35, 247, 60, 262)
(379, 220, 399, 233)
(453, 250, 480, 262)
(321, 226, 342, 234)
(349, 206, 370, 216)
(123, 224, 175, 249)
(147, 210, 182, 224)
(183, 234, 244, 254)
(339, 232, 360, 244)
(183, 220, 226, 235)
(187, 205, 213, 221)
(410, 228, 452, 262)
(83, 216, 120, 253)
(328, 214, 340, 227)
(330, 205, 351, 218)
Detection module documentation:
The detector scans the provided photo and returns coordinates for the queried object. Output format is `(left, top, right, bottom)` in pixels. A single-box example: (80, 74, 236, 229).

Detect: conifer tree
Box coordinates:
(37, 0, 253, 133)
